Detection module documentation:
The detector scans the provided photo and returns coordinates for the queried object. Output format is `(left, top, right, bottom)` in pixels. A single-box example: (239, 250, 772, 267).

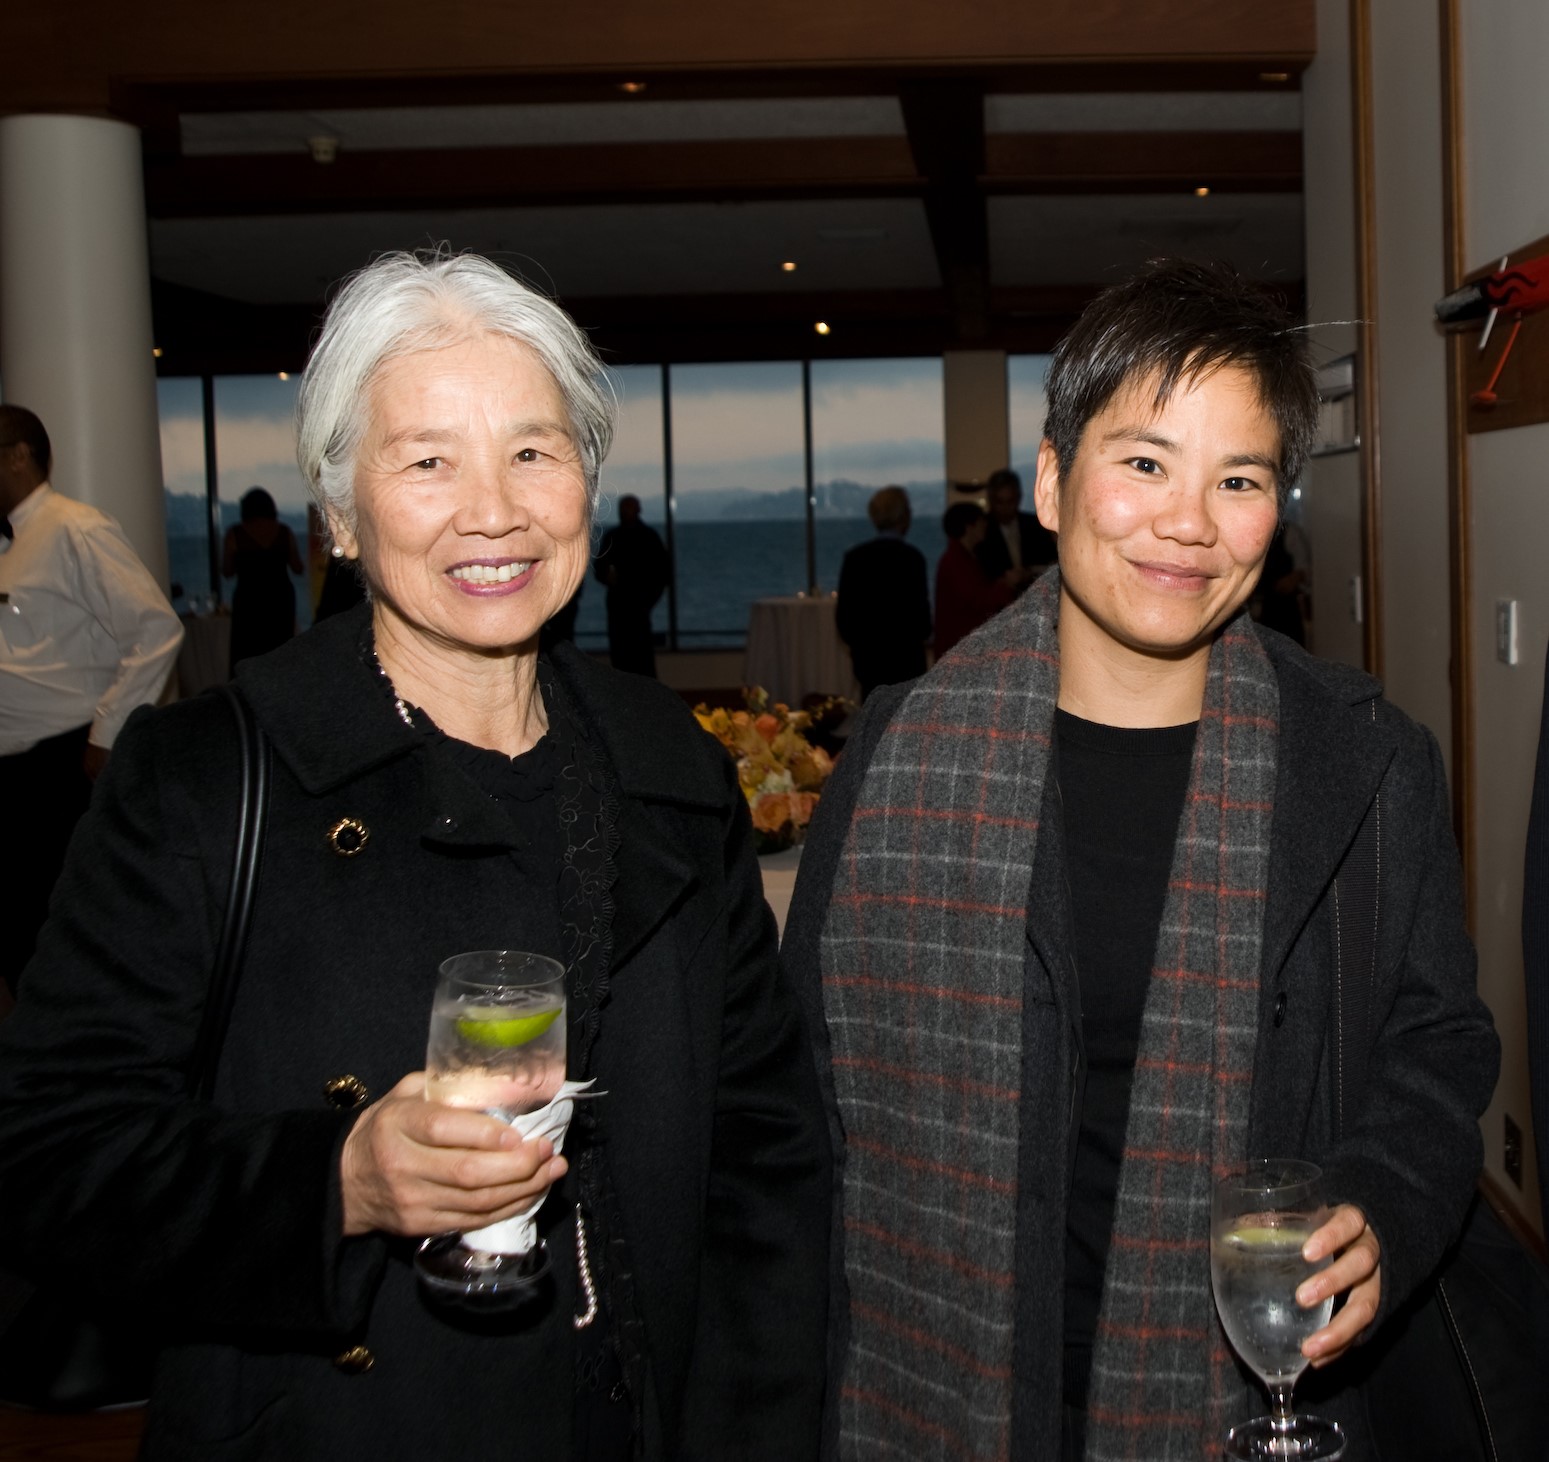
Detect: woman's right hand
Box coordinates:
(338, 1072, 567, 1238)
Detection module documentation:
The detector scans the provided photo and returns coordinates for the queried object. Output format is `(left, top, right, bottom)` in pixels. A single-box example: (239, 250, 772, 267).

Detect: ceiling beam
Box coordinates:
(144, 137, 920, 218)
(144, 131, 1299, 220)
(900, 79, 990, 341)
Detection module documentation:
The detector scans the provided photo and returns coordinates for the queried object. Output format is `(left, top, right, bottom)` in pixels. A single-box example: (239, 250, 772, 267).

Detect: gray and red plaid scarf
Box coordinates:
(820, 568, 1275, 1460)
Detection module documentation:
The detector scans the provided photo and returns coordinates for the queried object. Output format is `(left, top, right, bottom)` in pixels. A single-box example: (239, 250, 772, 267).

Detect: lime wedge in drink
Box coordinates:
(1227, 1225, 1310, 1250)
(456, 1006, 562, 1048)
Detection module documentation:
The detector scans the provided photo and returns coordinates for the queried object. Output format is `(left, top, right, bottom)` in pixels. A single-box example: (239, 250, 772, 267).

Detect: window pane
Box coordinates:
(582, 365, 668, 653)
(810, 358, 946, 604)
(1007, 353, 1054, 485)
(158, 378, 209, 613)
(669, 361, 805, 648)
(212, 375, 312, 634)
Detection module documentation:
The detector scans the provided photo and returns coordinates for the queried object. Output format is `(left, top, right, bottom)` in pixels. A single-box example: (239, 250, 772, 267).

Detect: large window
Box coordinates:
(669, 361, 807, 648)
(157, 377, 211, 612)
(159, 355, 949, 653)
(213, 375, 312, 630)
(1007, 353, 1054, 487)
(578, 365, 668, 652)
(810, 357, 946, 603)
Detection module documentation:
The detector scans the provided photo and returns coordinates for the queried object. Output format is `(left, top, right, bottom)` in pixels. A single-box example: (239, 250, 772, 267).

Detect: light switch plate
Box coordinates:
(1496, 599, 1519, 666)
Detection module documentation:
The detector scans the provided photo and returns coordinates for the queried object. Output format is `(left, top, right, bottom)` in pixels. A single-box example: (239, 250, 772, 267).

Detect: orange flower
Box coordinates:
(754, 713, 780, 744)
(751, 792, 794, 834)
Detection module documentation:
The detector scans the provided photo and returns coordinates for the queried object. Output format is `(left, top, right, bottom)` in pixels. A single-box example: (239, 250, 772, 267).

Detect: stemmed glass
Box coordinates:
(414, 950, 567, 1308)
(1211, 1159, 1346, 1460)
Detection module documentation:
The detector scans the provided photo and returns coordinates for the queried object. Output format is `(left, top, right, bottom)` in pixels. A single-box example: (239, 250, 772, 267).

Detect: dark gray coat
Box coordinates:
(784, 626, 1499, 1460)
(0, 606, 830, 1460)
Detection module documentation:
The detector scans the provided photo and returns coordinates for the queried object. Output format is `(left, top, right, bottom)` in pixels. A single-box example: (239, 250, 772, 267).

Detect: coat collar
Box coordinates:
(1258, 631, 1396, 981)
(236, 608, 721, 958)
(1014, 626, 1397, 990)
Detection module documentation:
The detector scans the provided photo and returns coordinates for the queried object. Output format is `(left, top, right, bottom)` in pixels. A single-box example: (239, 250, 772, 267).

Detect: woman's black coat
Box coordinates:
(0, 605, 830, 1460)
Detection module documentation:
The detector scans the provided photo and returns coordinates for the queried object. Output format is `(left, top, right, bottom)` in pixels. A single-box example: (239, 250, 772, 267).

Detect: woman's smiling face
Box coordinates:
(1034, 362, 1283, 667)
(337, 331, 591, 659)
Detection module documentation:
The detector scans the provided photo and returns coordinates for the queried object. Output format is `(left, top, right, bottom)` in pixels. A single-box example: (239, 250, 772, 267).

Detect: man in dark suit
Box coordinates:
(594, 494, 669, 678)
(835, 486, 931, 701)
(975, 466, 1057, 594)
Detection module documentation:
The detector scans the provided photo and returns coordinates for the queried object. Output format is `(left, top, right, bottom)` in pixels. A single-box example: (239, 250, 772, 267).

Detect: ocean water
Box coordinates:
(169, 515, 950, 653)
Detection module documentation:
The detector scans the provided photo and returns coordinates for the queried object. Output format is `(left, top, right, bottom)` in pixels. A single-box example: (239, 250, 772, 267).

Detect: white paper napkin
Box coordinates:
(461, 1079, 595, 1255)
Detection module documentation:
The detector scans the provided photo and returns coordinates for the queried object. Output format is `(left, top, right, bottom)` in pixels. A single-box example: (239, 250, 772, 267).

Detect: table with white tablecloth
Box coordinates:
(741, 594, 859, 709)
(757, 844, 803, 940)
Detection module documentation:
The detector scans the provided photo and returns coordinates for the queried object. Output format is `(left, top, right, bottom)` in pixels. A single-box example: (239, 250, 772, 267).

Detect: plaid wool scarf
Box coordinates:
(820, 569, 1275, 1461)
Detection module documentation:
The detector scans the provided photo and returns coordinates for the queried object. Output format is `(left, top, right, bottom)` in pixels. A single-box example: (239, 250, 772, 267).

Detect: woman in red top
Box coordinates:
(933, 501, 1019, 657)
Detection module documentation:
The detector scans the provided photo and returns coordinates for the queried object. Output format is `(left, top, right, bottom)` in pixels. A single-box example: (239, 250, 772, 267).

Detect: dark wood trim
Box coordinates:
(143, 129, 1304, 221)
(1439, 0, 1475, 925)
(1349, 0, 1383, 680)
(984, 129, 1301, 192)
(144, 137, 923, 218)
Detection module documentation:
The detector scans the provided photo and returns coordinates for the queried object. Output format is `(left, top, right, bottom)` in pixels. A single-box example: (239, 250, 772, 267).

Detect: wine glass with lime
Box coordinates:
(414, 950, 567, 1307)
(1211, 1159, 1346, 1459)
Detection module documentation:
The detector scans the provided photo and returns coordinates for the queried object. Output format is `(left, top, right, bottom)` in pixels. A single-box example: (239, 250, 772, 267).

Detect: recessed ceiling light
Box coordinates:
(151, 346, 163, 358)
(277, 371, 290, 381)
(618, 81, 647, 95)
(1194, 186, 1211, 197)
(814, 321, 831, 336)
(781, 261, 798, 273)
(1259, 71, 1290, 82)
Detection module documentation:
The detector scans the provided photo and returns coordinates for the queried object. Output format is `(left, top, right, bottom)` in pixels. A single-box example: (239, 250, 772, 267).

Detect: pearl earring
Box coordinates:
(330, 544, 345, 559)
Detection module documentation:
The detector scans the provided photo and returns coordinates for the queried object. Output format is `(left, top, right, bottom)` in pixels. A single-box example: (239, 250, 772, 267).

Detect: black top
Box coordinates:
(1054, 708, 1198, 1411)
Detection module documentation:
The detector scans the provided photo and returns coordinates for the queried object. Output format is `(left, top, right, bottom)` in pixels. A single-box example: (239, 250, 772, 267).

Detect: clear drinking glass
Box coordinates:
(413, 950, 567, 1308)
(1211, 1159, 1346, 1460)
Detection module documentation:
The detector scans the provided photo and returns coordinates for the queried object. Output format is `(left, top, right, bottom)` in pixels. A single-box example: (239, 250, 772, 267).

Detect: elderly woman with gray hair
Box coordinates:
(0, 252, 830, 1460)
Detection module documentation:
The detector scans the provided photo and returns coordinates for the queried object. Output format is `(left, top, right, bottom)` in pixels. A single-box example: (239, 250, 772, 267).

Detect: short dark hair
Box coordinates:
(986, 468, 1021, 497)
(0, 404, 52, 479)
(1042, 258, 1317, 500)
(942, 501, 985, 540)
(867, 485, 910, 532)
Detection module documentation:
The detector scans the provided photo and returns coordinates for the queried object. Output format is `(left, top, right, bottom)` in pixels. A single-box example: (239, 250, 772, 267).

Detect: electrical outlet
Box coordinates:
(1504, 1113, 1523, 1188)
(1495, 599, 1519, 665)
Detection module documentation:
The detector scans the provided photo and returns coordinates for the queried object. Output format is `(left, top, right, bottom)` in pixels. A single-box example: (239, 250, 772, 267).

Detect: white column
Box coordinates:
(0, 114, 169, 587)
(942, 349, 1009, 501)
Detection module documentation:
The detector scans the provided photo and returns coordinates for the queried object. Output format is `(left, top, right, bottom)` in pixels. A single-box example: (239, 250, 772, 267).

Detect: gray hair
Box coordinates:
(296, 249, 616, 534)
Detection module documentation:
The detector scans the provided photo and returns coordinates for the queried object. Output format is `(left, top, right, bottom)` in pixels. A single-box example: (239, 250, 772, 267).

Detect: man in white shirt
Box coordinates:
(0, 404, 183, 994)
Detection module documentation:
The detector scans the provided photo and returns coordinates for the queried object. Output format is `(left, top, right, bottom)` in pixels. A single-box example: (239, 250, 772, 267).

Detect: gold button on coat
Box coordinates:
(333, 1344, 375, 1374)
(326, 817, 370, 857)
(323, 1074, 369, 1110)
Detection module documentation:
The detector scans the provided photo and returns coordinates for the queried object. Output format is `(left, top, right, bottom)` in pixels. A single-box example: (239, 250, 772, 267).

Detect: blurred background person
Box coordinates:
(0, 403, 182, 999)
(222, 484, 303, 668)
(977, 465, 1057, 594)
(593, 493, 668, 677)
(308, 501, 367, 623)
(835, 485, 931, 701)
(934, 500, 1017, 658)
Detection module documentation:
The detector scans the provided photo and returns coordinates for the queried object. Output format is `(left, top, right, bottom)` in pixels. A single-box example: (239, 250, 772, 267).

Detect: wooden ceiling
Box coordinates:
(10, 0, 1316, 370)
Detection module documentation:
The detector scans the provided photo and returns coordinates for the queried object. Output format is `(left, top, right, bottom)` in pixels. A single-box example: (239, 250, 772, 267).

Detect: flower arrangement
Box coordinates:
(693, 687, 843, 852)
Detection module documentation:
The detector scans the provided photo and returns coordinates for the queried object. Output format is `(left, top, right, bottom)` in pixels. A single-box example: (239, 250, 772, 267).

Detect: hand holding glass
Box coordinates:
(414, 951, 567, 1306)
(1211, 1159, 1345, 1460)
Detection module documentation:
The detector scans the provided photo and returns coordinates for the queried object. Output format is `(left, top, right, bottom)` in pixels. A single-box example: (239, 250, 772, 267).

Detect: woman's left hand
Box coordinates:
(1296, 1204, 1382, 1367)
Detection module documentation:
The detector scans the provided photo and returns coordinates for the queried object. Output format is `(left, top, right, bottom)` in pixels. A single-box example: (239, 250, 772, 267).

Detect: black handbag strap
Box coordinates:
(1330, 706, 1383, 1144)
(189, 684, 271, 1102)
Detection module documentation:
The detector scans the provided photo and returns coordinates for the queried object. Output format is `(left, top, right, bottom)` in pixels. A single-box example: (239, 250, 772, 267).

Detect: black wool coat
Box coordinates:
(0, 606, 830, 1461)
(783, 625, 1499, 1461)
